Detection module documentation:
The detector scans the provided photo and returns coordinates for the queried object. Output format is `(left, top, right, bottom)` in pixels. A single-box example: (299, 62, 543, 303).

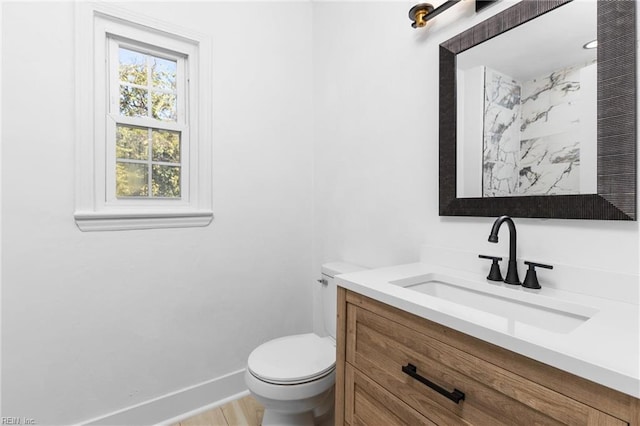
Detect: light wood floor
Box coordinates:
(172, 395, 264, 426)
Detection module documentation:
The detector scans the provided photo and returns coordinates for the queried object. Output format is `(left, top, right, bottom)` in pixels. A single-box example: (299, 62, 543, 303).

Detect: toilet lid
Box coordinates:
(247, 333, 336, 385)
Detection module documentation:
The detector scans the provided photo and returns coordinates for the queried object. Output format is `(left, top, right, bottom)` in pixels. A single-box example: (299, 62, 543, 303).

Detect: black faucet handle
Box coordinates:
(522, 261, 553, 289)
(479, 254, 503, 261)
(479, 255, 504, 282)
(524, 261, 553, 269)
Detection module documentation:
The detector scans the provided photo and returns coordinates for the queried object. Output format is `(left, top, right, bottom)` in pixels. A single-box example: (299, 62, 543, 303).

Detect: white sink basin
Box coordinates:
(391, 273, 599, 334)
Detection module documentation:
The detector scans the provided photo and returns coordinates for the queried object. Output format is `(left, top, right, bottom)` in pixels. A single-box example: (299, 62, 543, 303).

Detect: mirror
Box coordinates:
(457, 1, 597, 198)
(439, 0, 636, 220)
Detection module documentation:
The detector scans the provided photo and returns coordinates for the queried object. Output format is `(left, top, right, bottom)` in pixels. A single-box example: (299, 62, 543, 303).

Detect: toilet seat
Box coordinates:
(248, 333, 336, 385)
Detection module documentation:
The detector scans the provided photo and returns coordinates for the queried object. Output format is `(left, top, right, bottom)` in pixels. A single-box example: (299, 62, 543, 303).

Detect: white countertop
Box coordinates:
(336, 262, 640, 398)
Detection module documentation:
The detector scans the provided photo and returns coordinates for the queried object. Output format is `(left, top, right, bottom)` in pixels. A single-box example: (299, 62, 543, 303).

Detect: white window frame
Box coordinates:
(74, 3, 213, 231)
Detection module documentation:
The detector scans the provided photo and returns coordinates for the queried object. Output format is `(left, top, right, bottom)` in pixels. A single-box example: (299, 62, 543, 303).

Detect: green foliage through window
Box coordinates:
(115, 46, 181, 199)
(118, 48, 178, 121)
(116, 125, 181, 198)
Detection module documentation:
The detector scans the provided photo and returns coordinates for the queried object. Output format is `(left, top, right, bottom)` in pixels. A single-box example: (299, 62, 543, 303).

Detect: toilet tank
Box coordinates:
(320, 262, 367, 339)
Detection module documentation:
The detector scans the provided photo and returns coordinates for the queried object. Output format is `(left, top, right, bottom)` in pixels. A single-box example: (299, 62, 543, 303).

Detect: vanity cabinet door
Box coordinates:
(344, 364, 436, 426)
(343, 295, 628, 426)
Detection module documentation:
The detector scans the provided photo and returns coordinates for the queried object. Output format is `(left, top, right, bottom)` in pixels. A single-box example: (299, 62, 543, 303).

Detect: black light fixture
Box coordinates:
(409, 0, 497, 28)
(475, 0, 496, 12)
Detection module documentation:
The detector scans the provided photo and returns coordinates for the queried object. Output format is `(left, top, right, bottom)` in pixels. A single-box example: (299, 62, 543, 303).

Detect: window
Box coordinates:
(75, 4, 212, 231)
(109, 42, 185, 201)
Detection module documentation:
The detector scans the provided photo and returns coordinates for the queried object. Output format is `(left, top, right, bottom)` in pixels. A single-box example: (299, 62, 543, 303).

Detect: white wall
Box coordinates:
(1, 2, 313, 424)
(312, 0, 639, 337)
(580, 62, 598, 194)
(2, 0, 639, 423)
(457, 65, 485, 198)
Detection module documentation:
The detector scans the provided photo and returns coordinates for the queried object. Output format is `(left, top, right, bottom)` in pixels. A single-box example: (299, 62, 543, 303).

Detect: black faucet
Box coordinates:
(488, 215, 520, 285)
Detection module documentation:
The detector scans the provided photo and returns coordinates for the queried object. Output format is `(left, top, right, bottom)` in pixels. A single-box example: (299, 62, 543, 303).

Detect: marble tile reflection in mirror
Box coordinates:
(456, 0, 597, 198)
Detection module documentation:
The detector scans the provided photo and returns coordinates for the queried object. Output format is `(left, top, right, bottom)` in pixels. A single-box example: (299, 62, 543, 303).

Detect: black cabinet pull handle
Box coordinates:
(401, 363, 465, 404)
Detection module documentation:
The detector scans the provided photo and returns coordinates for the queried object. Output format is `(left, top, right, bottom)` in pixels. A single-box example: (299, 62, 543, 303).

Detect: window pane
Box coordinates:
(116, 125, 148, 160)
(116, 162, 149, 197)
(152, 130, 180, 163)
(119, 48, 147, 85)
(120, 86, 148, 117)
(152, 165, 181, 198)
(152, 56, 177, 91)
(151, 92, 177, 121)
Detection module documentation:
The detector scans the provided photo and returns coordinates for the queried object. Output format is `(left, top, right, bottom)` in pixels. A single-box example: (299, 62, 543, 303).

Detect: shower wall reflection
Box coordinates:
(481, 61, 597, 197)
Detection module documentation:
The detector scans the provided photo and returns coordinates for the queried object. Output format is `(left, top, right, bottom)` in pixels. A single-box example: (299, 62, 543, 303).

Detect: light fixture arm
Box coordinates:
(409, 1, 462, 28)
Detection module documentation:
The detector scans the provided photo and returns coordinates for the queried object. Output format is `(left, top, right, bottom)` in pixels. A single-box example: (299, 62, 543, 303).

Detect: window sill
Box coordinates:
(74, 210, 213, 231)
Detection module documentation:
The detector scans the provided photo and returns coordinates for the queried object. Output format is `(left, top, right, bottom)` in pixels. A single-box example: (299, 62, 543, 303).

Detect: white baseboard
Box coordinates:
(79, 369, 248, 426)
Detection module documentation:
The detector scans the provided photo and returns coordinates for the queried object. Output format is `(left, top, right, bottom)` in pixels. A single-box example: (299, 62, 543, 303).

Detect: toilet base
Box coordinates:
(259, 387, 334, 426)
(262, 410, 314, 426)
(245, 366, 336, 426)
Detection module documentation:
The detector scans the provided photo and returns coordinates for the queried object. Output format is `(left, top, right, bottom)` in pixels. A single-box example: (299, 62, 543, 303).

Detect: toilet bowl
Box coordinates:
(245, 263, 366, 426)
(246, 333, 336, 426)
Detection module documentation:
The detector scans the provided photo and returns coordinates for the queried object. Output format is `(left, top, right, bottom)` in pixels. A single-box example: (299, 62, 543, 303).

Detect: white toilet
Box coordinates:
(245, 262, 366, 426)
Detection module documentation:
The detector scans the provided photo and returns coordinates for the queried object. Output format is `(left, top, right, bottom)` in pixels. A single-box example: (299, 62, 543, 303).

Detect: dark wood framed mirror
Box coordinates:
(439, 0, 636, 220)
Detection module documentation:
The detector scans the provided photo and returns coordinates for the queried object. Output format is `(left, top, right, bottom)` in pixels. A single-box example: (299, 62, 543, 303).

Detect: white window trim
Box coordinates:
(74, 3, 213, 231)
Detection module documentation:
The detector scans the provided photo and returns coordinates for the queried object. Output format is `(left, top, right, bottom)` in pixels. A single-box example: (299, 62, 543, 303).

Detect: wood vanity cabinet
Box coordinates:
(335, 288, 640, 426)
